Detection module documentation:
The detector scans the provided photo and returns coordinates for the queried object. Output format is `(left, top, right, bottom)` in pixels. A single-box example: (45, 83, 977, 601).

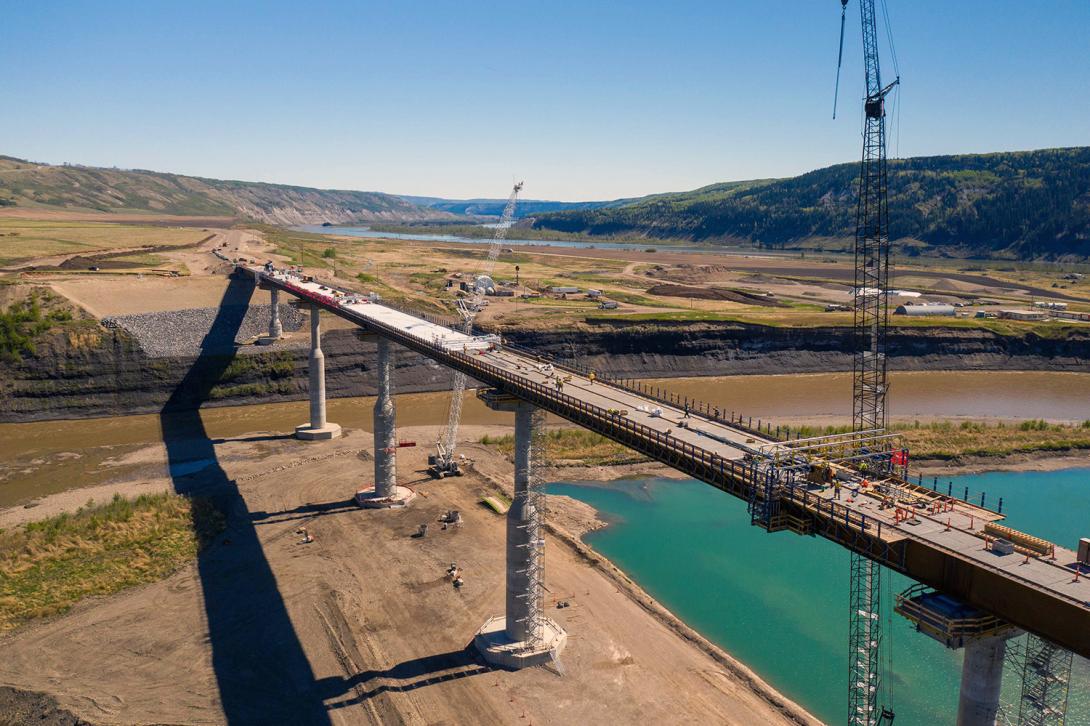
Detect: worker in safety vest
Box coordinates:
(833, 480, 842, 500)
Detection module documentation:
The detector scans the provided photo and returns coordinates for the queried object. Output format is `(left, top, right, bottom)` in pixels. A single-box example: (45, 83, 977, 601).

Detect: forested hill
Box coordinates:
(0, 156, 448, 225)
(530, 148, 1090, 259)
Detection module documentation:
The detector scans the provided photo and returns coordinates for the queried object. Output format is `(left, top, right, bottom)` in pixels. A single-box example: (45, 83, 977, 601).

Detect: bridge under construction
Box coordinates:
(241, 261, 1089, 724)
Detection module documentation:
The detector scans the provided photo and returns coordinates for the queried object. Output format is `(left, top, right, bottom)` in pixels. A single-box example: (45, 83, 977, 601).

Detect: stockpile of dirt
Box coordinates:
(646, 284, 786, 307)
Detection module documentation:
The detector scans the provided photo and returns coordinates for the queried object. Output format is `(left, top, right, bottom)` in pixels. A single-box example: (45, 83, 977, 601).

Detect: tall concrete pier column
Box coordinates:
(957, 634, 1008, 726)
(355, 337, 414, 508)
(373, 337, 397, 497)
(506, 402, 537, 642)
(475, 394, 567, 668)
(295, 306, 341, 440)
(258, 288, 284, 345)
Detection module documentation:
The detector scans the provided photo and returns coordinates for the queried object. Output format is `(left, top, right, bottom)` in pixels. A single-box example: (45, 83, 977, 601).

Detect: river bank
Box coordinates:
(0, 425, 819, 726)
(3, 401, 1087, 724)
(5, 301, 1090, 422)
(545, 472, 1090, 725)
(6, 370, 1090, 511)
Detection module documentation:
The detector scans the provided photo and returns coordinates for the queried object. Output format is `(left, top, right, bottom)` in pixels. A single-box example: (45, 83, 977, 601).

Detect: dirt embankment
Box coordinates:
(4, 310, 1090, 422)
(505, 319, 1090, 380)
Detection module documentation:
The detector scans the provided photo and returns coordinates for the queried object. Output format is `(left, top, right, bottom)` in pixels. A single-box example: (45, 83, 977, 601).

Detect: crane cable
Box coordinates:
(833, 0, 849, 119)
(880, 0, 902, 159)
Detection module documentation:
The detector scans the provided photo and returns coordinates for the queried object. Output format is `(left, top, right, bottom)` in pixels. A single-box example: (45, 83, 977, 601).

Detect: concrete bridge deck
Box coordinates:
(241, 264, 1090, 659)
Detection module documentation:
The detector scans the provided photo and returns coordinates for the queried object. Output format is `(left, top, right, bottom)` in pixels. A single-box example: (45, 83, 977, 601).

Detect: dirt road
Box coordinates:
(0, 425, 818, 725)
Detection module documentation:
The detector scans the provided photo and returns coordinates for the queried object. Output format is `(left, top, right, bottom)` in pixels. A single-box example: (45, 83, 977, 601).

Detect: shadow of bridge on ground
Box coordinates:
(159, 272, 331, 725)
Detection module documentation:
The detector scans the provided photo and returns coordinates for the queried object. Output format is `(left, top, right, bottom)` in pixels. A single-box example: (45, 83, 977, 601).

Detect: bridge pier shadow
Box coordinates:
(318, 644, 492, 711)
(159, 272, 331, 725)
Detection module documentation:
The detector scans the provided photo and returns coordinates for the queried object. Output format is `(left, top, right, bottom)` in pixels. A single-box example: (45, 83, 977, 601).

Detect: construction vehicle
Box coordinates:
(428, 181, 523, 478)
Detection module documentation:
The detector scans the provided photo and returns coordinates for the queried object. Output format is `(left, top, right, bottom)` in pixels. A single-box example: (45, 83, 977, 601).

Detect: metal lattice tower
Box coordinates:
(851, 0, 895, 435)
(1018, 634, 1073, 725)
(849, 551, 883, 725)
(516, 407, 549, 650)
(841, 0, 899, 722)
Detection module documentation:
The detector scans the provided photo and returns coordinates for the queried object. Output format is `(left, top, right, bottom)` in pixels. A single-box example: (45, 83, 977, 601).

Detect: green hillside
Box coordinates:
(0, 156, 446, 225)
(531, 148, 1090, 259)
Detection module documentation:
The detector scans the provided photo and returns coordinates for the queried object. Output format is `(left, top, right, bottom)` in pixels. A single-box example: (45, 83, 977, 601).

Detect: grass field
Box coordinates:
(0, 492, 223, 632)
(0, 219, 209, 266)
(0, 287, 98, 361)
(276, 226, 1090, 338)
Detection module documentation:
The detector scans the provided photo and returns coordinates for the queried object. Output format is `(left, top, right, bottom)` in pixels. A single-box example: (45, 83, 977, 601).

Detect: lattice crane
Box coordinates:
(428, 181, 523, 478)
(834, 0, 899, 723)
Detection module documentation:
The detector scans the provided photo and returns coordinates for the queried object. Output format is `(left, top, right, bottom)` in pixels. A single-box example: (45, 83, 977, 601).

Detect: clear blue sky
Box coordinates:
(2, 1, 1087, 201)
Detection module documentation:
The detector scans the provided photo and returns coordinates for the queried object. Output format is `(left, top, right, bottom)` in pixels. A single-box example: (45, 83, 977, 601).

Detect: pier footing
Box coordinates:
(294, 423, 342, 440)
(354, 484, 416, 509)
(474, 615, 567, 670)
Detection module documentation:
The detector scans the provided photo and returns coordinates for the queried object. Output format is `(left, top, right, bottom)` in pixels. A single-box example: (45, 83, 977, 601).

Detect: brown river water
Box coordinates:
(2, 371, 1089, 509)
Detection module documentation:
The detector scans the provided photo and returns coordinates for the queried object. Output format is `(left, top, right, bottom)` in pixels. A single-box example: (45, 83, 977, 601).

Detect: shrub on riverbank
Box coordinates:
(0, 492, 224, 632)
(794, 420, 1090, 460)
(482, 419, 1090, 468)
(480, 428, 647, 466)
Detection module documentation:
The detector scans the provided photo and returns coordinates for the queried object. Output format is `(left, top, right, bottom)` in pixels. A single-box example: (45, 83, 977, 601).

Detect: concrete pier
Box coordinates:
(257, 287, 283, 345)
(506, 403, 536, 642)
(957, 634, 1008, 726)
(373, 337, 397, 496)
(475, 398, 567, 668)
(355, 338, 414, 508)
(295, 306, 341, 440)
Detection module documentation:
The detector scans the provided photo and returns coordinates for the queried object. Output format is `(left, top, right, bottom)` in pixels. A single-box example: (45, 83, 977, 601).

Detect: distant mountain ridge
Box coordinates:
(529, 148, 1090, 260)
(0, 156, 449, 225)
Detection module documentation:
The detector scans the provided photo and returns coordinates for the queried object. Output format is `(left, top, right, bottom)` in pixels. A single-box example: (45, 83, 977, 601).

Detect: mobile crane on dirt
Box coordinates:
(428, 181, 523, 478)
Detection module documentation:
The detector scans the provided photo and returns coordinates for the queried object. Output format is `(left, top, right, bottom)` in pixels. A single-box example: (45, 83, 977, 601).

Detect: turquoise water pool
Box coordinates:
(547, 468, 1090, 724)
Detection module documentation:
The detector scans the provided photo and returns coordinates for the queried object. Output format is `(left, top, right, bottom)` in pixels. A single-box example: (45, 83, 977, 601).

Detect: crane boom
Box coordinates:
(430, 182, 523, 478)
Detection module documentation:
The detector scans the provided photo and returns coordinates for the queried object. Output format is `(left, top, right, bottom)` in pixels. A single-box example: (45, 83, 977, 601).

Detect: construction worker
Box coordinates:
(588, 371, 597, 384)
(834, 480, 842, 500)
